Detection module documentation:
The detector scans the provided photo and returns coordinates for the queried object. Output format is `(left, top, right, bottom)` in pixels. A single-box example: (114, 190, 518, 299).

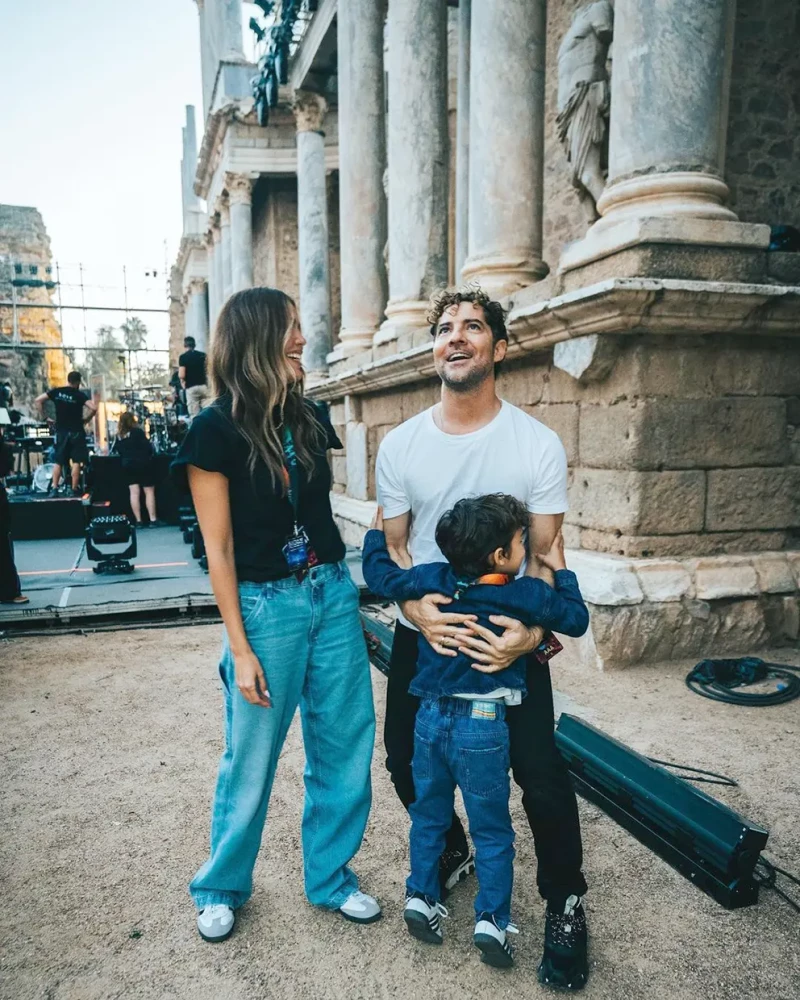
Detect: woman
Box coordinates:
(114, 412, 162, 526)
(0, 429, 28, 604)
(172, 287, 378, 943)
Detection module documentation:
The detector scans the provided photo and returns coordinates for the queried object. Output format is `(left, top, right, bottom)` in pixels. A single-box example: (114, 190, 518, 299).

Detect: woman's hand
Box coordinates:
(371, 505, 384, 531)
(457, 617, 545, 672)
(400, 594, 476, 657)
(233, 646, 272, 708)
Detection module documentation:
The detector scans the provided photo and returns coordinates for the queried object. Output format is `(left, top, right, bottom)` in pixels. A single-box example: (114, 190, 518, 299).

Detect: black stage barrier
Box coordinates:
(8, 495, 85, 540)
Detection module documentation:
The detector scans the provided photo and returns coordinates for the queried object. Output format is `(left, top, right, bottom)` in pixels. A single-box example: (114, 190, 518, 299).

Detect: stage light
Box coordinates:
(86, 515, 137, 575)
(555, 714, 769, 909)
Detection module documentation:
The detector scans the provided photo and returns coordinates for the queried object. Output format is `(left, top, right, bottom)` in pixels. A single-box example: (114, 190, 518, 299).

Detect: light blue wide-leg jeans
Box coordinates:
(190, 561, 375, 911)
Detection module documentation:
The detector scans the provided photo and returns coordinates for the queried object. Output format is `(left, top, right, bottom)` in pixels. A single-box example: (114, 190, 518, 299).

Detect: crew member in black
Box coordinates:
(113, 411, 162, 527)
(35, 371, 97, 494)
(179, 336, 208, 417)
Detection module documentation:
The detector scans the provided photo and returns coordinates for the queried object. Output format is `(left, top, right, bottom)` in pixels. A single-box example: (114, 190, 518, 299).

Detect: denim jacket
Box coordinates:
(361, 529, 590, 701)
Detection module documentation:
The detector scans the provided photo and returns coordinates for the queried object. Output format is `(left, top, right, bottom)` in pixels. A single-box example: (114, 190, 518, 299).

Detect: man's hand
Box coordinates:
(400, 593, 476, 658)
(457, 617, 545, 673)
(233, 647, 272, 708)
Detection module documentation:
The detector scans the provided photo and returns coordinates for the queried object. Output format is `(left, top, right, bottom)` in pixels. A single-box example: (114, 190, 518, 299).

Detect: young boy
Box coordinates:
(362, 493, 589, 968)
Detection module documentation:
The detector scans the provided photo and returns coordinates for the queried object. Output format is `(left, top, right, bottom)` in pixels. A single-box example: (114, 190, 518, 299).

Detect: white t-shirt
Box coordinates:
(376, 399, 569, 630)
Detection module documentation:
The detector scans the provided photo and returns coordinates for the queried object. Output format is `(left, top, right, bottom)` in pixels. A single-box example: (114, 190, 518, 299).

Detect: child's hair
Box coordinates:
(435, 493, 529, 579)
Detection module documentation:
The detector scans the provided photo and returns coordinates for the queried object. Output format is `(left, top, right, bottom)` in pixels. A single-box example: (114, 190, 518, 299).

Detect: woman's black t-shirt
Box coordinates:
(171, 399, 345, 582)
(116, 427, 153, 465)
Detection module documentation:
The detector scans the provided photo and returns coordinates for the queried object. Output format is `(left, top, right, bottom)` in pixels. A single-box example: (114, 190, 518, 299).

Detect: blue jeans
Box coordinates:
(190, 561, 376, 911)
(407, 698, 515, 927)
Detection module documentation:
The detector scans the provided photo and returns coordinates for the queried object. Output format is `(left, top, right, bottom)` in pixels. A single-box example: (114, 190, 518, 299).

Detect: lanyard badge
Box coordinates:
(282, 425, 312, 573)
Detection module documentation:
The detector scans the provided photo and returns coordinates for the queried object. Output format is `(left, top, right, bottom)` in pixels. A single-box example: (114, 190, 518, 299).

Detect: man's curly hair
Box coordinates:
(427, 285, 508, 344)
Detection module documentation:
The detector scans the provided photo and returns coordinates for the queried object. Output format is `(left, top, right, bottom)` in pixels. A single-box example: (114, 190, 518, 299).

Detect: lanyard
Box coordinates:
(282, 425, 301, 523)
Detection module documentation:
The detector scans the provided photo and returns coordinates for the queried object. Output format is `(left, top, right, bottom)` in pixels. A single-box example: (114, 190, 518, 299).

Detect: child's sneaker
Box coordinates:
(403, 891, 448, 945)
(537, 895, 588, 990)
(196, 904, 234, 942)
(474, 913, 518, 968)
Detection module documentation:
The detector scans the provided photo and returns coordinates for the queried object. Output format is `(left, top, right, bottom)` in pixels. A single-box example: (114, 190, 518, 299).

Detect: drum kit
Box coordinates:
(117, 385, 178, 455)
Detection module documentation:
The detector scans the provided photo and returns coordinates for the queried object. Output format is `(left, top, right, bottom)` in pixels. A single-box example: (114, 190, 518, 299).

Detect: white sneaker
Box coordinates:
(197, 904, 235, 942)
(474, 916, 519, 968)
(339, 889, 382, 924)
(404, 892, 448, 945)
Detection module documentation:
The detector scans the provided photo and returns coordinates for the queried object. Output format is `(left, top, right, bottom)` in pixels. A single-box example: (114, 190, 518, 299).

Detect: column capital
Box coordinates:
(187, 277, 207, 297)
(217, 195, 231, 225)
(226, 172, 253, 207)
(292, 90, 328, 133)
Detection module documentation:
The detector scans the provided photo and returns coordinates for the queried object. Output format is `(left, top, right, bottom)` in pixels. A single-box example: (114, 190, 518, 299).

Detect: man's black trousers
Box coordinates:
(384, 621, 588, 904)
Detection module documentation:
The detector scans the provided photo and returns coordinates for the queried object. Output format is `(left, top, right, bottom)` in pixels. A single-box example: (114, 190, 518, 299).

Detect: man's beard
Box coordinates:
(437, 356, 494, 392)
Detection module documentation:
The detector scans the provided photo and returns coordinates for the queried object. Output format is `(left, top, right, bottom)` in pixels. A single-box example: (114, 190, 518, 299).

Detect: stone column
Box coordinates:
(219, 197, 233, 301)
(186, 278, 210, 352)
(596, 0, 738, 227)
(454, 0, 471, 280)
(212, 217, 224, 317)
(462, 0, 548, 297)
(337, 0, 387, 355)
(204, 229, 217, 330)
(293, 91, 332, 375)
(383, 0, 449, 333)
(226, 173, 254, 293)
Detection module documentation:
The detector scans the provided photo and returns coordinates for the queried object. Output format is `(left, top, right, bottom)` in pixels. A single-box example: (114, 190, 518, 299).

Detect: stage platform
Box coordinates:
(2, 526, 366, 631)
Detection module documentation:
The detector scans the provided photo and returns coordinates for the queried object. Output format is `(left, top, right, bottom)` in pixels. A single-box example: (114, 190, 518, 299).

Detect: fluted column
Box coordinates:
(454, 0, 471, 280)
(212, 217, 224, 318)
(226, 173, 254, 293)
(383, 0, 448, 334)
(186, 278, 210, 352)
(462, 0, 548, 296)
(293, 91, 332, 375)
(337, 0, 387, 354)
(595, 0, 738, 228)
(219, 197, 233, 301)
(204, 229, 218, 330)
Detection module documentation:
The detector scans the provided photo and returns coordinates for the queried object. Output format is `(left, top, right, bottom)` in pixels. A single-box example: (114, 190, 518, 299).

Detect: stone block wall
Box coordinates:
(726, 0, 800, 229)
(251, 172, 342, 345)
(498, 335, 800, 558)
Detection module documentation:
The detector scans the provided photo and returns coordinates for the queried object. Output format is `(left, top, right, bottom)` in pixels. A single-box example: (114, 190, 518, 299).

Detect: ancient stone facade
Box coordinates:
(176, 0, 800, 670)
(0, 204, 66, 406)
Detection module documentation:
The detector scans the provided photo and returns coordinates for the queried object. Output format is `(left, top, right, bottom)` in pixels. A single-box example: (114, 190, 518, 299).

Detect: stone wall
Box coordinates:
(0, 204, 66, 403)
(251, 172, 341, 343)
(726, 0, 800, 228)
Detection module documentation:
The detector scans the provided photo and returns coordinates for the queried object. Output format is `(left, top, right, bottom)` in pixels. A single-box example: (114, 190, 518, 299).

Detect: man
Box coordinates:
(375, 287, 589, 990)
(179, 336, 208, 418)
(35, 371, 97, 495)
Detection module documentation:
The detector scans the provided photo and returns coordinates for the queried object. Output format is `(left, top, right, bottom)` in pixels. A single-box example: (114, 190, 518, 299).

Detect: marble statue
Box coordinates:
(556, 0, 614, 218)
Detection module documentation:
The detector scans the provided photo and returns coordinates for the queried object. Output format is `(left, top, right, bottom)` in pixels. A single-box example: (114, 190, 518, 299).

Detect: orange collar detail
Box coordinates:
(474, 573, 510, 586)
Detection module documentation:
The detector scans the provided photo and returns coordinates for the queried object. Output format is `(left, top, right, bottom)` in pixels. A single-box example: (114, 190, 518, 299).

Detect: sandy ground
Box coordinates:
(1, 624, 798, 1000)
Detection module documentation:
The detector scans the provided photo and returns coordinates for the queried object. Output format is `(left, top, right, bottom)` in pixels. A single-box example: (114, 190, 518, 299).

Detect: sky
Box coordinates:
(0, 0, 207, 359)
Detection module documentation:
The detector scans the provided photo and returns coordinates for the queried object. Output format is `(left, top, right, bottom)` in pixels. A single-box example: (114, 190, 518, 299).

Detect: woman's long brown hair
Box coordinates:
(208, 287, 326, 488)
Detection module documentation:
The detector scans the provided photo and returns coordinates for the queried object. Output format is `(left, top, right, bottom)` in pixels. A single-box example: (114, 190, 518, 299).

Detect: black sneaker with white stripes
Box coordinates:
(537, 895, 588, 990)
(403, 891, 448, 945)
(438, 846, 475, 898)
(473, 913, 518, 968)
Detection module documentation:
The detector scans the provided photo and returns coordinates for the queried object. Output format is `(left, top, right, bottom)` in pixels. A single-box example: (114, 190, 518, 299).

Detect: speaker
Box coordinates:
(555, 714, 769, 909)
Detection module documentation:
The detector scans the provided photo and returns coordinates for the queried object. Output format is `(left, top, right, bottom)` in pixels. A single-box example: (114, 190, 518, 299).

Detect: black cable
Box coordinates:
(686, 657, 800, 707)
(754, 857, 800, 913)
(648, 758, 738, 787)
